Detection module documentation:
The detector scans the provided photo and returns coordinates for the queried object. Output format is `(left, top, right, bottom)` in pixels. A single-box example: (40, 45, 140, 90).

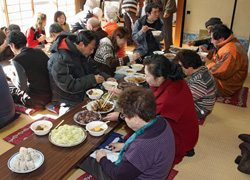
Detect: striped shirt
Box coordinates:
(187, 66, 216, 119)
(122, 0, 143, 13)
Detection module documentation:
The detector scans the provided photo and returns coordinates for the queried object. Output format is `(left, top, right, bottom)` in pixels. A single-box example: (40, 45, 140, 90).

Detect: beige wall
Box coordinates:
(184, 0, 248, 37)
(233, 0, 250, 37)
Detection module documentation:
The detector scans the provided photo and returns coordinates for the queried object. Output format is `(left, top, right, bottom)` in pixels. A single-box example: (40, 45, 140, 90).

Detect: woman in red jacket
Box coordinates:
(25, 12, 47, 48)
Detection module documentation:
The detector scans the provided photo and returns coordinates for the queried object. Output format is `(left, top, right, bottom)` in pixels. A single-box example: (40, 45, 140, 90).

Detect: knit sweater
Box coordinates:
(100, 116, 175, 180)
(94, 37, 131, 76)
(187, 66, 216, 119)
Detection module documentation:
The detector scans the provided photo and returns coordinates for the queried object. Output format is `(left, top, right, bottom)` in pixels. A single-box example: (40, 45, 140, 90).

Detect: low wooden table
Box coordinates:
(0, 100, 121, 179)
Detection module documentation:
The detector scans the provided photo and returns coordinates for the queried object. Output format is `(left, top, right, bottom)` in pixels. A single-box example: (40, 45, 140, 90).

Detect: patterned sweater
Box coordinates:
(94, 37, 132, 76)
(187, 66, 216, 119)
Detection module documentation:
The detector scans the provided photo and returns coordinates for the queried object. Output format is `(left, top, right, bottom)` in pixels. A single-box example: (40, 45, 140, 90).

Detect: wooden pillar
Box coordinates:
(75, 0, 86, 14)
(174, 0, 186, 47)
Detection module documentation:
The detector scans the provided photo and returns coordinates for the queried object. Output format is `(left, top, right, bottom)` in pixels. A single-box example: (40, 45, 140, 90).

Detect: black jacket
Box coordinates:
(48, 32, 110, 108)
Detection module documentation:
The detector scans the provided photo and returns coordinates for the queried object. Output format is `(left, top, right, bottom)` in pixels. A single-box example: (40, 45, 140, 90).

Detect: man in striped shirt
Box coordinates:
(176, 50, 216, 119)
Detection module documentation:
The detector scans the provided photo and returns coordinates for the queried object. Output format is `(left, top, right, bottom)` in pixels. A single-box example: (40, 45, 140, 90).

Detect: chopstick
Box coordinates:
(53, 120, 64, 130)
(101, 91, 114, 109)
(148, 27, 156, 31)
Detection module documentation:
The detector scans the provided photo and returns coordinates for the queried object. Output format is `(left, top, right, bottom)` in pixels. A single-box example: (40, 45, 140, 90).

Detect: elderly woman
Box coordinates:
(176, 50, 216, 119)
(79, 86, 175, 180)
(105, 55, 199, 165)
(25, 12, 47, 48)
(54, 11, 70, 31)
(94, 27, 140, 76)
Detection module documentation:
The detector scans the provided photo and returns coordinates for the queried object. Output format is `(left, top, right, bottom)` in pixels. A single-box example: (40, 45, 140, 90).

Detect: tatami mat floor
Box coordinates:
(1, 48, 250, 179)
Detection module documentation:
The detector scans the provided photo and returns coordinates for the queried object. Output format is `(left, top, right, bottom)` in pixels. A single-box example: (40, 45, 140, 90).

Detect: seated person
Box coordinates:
(94, 27, 139, 76)
(48, 30, 116, 115)
(0, 65, 15, 129)
(25, 12, 47, 48)
(6, 30, 52, 109)
(105, 54, 199, 165)
(176, 50, 216, 119)
(103, 5, 126, 58)
(187, 17, 223, 52)
(79, 86, 175, 180)
(203, 24, 248, 97)
(54, 11, 70, 31)
(69, 0, 97, 33)
(86, 17, 108, 40)
(132, 3, 164, 58)
(0, 24, 21, 61)
(49, 22, 64, 41)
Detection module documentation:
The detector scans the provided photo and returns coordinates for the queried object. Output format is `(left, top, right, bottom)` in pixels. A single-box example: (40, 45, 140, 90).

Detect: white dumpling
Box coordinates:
(19, 147, 28, 156)
(12, 160, 20, 171)
(19, 161, 28, 172)
(27, 148, 36, 154)
(15, 154, 24, 161)
(30, 152, 40, 162)
(24, 154, 32, 161)
(26, 161, 35, 170)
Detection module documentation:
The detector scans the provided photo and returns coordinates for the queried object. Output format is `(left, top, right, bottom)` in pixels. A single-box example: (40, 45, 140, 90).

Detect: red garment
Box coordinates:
(103, 22, 126, 58)
(150, 79, 199, 165)
(25, 28, 46, 48)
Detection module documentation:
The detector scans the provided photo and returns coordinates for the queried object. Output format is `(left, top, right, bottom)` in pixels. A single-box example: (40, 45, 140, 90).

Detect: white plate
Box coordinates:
(124, 75, 146, 84)
(86, 100, 115, 114)
(73, 110, 102, 125)
(8, 150, 44, 173)
(49, 127, 87, 147)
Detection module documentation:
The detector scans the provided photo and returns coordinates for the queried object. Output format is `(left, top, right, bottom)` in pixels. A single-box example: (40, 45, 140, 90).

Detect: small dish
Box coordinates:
(197, 52, 208, 57)
(86, 89, 103, 100)
(30, 120, 53, 136)
(164, 53, 176, 60)
(74, 110, 102, 125)
(151, 30, 161, 36)
(125, 68, 136, 76)
(102, 81, 118, 91)
(86, 121, 108, 137)
(153, 51, 164, 55)
(8, 150, 44, 173)
(131, 64, 144, 71)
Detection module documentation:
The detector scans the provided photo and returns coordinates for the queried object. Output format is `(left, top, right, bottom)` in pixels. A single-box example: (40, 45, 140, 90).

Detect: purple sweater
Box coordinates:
(100, 116, 175, 180)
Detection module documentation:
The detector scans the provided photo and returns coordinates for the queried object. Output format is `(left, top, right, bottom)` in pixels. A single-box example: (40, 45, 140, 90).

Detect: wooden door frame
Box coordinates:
(174, 0, 186, 47)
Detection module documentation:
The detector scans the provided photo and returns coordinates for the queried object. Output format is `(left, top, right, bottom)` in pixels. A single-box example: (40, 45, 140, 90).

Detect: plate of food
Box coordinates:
(86, 99, 115, 114)
(49, 124, 87, 147)
(118, 81, 139, 90)
(8, 147, 44, 173)
(164, 53, 176, 60)
(124, 75, 146, 84)
(74, 110, 102, 125)
(169, 47, 181, 54)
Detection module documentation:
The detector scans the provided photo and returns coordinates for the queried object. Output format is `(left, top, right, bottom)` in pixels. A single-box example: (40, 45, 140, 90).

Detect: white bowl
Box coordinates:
(46, 37, 54, 43)
(86, 121, 108, 136)
(86, 89, 103, 99)
(30, 120, 53, 136)
(197, 52, 208, 57)
(153, 51, 164, 55)
(164, 53, 176, 60)
(151, 30, 161, 36)
(125, 68, 136, 76)
(102, 81, 118, 90)
(131, 64, 144, 71)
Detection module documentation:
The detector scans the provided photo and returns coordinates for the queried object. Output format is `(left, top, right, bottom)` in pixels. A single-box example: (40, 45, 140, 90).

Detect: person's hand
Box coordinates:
(38, 34, 46, 42)
(96, 149, 107, 162)
(199, 45, 209, 53)
(142, 25, 149, 33)
(106, 77, 116, 82)
(109, 142, 124, 152)
(108, 88, 122, 97)
(130, 60, 136, 64)
(132, 52, 140, 60)
(95, 74, 105, 84)
(163, 12, 170, 18)
(103, 112, 120, 121)
(187, 41, 195, 46)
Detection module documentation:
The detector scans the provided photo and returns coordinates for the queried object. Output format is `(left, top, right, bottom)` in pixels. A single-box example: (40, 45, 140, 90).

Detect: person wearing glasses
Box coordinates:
(79, 86, 175, 180)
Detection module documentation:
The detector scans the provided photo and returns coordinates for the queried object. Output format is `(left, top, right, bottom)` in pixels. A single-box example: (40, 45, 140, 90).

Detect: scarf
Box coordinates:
(115, 118, 157, 165)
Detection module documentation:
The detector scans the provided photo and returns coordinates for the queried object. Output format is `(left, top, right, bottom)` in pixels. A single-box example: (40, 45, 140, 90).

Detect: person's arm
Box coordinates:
(95, 44, 130, 68)
(99, 157, 142, 180)
(164, 0, 177, 14)
(25, 29, 40, 48)
(50, 56, 98, 94)
(194, 38, 211, 46)
(11, 61, 28, 91)
(132, 20, 145, 42)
